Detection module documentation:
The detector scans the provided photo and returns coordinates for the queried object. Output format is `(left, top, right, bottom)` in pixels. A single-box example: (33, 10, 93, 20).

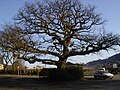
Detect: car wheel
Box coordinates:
(94, 76, 98, 79)
(103, 76, 106, 80)
(110, 77, 113, 79)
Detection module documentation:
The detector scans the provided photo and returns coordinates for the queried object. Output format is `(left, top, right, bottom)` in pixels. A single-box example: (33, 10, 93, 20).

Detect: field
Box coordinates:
(0, 75, 120, 90)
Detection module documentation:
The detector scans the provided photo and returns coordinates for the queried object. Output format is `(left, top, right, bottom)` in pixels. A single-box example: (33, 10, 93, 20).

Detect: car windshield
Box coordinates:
(103, 71, 109, 73)
(96, 70, 109, 74)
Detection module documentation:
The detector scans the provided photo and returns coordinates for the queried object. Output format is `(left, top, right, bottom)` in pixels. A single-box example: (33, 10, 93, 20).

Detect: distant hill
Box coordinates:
(86, 53, 120, 68)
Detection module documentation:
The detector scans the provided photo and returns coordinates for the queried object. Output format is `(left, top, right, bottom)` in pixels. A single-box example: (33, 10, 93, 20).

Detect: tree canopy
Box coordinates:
(0, 0, 120, 69)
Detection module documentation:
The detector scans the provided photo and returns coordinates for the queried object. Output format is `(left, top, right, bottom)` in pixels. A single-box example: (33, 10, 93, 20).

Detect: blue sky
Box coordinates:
(0, 0, 120, 67)
(81, 0, 120, 34)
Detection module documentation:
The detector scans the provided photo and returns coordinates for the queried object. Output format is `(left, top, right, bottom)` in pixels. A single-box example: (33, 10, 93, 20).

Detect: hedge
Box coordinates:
(48, 66, 83, 81)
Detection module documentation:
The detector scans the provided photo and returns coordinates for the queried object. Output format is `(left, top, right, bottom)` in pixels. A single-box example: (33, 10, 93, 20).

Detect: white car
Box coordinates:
(94, 70, 114, 79)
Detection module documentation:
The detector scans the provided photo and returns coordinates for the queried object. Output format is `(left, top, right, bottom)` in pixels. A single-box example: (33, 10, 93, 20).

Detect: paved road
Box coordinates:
(0, 75, 120, 90)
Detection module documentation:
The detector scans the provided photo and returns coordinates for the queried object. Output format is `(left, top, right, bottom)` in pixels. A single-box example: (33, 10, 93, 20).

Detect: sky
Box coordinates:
(0, 0, 120, 67)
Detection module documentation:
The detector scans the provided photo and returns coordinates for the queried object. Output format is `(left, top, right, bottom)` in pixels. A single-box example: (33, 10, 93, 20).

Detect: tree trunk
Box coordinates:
(3, 65, 7, 73)
(57, 60, 66, 70)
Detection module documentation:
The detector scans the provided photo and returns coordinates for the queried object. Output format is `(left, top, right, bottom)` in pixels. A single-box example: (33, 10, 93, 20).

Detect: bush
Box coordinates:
(48, 66, 83, 81)
(39, 68, 50, 78)
(0, 70, 4, 74)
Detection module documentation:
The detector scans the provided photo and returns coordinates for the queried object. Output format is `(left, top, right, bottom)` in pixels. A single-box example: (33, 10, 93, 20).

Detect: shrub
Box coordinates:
(48, 66, 83, 81)
(39, 68, 50, 78)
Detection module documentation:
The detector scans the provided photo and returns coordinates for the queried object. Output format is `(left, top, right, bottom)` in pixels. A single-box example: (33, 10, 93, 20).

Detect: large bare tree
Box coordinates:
(0, 0, 120, 69)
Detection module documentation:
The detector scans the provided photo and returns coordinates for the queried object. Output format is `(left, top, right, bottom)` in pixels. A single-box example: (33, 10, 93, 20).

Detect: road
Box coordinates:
(0, 75, 119, 90)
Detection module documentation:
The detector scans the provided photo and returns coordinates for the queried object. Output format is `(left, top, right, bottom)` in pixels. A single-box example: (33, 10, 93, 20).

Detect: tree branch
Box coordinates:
(17, 55, 57, 65)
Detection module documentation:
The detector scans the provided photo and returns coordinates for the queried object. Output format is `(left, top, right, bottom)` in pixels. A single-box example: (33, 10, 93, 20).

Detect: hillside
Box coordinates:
(86, 53, 120, 68)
